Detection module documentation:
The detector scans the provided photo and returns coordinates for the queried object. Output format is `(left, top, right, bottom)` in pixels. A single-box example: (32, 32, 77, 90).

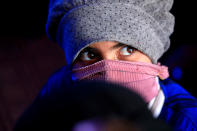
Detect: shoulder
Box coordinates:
(39, 65, 73, 97)
(159, 78, 197, 130)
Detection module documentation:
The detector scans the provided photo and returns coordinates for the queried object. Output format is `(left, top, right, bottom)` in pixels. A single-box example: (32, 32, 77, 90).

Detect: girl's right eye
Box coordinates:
(78, 48, 99, 62)
(80, 51, 97, 61)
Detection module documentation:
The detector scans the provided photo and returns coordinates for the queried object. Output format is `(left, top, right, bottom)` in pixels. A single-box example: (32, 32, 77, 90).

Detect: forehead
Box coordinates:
(84, 41, 128, 51)
(89, 41, 119, 47)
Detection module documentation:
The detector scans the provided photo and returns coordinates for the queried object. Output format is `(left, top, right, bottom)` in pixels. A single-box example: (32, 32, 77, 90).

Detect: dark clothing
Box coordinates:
(159, 79, 197, 130)
(25, 66, 197, 130)
(14, 70, 171, 131)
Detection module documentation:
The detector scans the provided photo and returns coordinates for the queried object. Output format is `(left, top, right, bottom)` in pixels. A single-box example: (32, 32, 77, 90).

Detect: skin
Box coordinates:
(72, 41, 152, 69)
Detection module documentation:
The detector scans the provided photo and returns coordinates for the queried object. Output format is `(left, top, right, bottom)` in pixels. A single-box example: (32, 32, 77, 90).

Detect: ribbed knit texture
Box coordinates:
(46, 0, 175, 64)
(72, 60, 169, 102)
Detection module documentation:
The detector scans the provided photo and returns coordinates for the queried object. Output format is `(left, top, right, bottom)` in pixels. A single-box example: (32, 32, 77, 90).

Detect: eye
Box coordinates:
(78, 48, 99, 61)
(81, 51, 96, 61)
(120, 46, 135, 56)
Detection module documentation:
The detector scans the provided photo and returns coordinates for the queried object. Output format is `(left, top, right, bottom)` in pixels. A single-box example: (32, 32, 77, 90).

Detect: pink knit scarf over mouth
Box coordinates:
(72, 60, 169, 102)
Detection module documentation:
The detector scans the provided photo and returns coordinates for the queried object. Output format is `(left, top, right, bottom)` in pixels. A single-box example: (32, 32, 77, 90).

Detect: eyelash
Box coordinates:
(78, 48, 99, 61)
(119, 46, 135, 56)
(78, 45, 135, 61)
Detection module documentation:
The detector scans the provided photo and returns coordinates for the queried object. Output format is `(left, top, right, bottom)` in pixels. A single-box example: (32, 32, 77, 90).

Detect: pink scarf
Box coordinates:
(72, 60, 169, 103)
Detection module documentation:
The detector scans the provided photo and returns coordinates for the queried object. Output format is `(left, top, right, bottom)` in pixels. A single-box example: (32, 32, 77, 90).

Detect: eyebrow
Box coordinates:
(110, 42, 126, 50)
(82, 42, 127, 53)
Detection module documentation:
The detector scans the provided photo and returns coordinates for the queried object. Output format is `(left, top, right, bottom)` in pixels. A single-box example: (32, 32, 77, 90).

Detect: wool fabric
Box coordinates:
(46, 0, 175, 64)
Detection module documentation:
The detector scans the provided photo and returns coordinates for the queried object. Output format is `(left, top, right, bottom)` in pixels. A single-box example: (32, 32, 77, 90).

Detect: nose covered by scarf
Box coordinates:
(72, 60, 169, 103)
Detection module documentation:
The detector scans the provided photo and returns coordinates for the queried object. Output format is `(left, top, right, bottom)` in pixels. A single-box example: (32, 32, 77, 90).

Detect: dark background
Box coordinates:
(0, 0, 197, 131)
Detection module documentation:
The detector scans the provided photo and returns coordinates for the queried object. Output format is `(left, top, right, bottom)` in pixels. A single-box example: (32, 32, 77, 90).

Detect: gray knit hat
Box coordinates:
(46, 0, 175, 64)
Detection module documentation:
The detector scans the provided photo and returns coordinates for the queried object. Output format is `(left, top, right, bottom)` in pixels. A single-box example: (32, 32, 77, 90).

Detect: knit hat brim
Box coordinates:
(46, 1, 175, 64)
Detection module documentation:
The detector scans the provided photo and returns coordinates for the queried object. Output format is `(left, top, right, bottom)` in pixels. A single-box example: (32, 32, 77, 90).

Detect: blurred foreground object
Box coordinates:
(14, 80, 171, 131)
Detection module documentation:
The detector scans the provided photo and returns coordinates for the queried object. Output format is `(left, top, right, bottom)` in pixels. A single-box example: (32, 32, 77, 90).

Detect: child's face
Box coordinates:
(72, 41, 152, 69)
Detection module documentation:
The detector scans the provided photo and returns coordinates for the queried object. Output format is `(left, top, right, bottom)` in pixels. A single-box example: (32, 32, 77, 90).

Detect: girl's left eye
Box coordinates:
(120, 46, 134, 56)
